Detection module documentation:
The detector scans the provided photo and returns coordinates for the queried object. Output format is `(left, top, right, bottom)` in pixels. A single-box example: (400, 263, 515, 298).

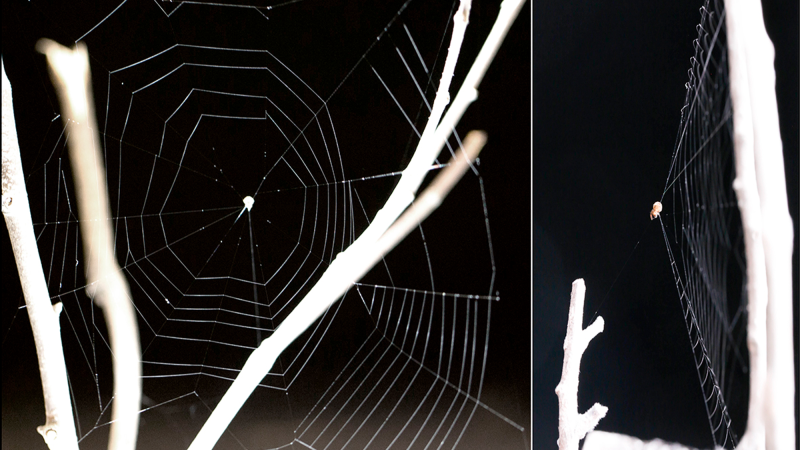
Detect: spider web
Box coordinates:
(1, 1, 528, 449)
(659, 0, 748, 447)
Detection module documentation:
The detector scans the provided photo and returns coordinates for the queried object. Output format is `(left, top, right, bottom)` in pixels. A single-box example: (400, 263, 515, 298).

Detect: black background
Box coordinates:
(2, 1, 531, 449)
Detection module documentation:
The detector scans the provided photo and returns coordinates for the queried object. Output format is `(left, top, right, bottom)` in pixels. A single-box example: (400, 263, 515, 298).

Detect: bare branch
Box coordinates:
(556, 279, 607, 450)
(725, 0, 796, 448)
(2, 60, 79, 450)
(37, 39, 142, 450)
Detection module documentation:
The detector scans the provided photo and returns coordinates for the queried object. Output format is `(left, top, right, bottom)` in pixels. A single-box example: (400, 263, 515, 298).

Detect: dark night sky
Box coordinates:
(2, 1, 531, 449)
(535, 0, 798, 449)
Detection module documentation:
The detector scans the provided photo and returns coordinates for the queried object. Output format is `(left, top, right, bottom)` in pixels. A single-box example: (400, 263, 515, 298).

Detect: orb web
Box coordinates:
(1, 1, 527, 449)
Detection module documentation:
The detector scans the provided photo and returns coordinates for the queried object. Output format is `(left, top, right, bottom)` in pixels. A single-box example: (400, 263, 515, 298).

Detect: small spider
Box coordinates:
(650, 201, 662, 220)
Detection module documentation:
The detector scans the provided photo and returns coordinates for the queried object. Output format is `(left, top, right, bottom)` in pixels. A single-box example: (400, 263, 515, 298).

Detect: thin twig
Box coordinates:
(37, 39, 142, 450)
(2, 61, 79, 450)
(372, 130, 487, 263)
(555, 279, 607, 450)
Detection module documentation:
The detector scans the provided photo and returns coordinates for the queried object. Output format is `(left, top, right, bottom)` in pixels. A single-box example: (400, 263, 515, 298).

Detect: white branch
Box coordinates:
(401, 0, 526, 200)
(725, 0, 796, 448)
(2, 61, 79, 450)
(358, 0, 470, 245)
(724, 1, 769, 448)
(556, 279, 607, 450)
(731, 1, 797, 449)
(37, 39, 142, 450)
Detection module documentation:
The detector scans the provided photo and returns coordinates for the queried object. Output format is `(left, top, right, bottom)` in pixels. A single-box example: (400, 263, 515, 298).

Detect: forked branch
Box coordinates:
(555, 279, 607, 450)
